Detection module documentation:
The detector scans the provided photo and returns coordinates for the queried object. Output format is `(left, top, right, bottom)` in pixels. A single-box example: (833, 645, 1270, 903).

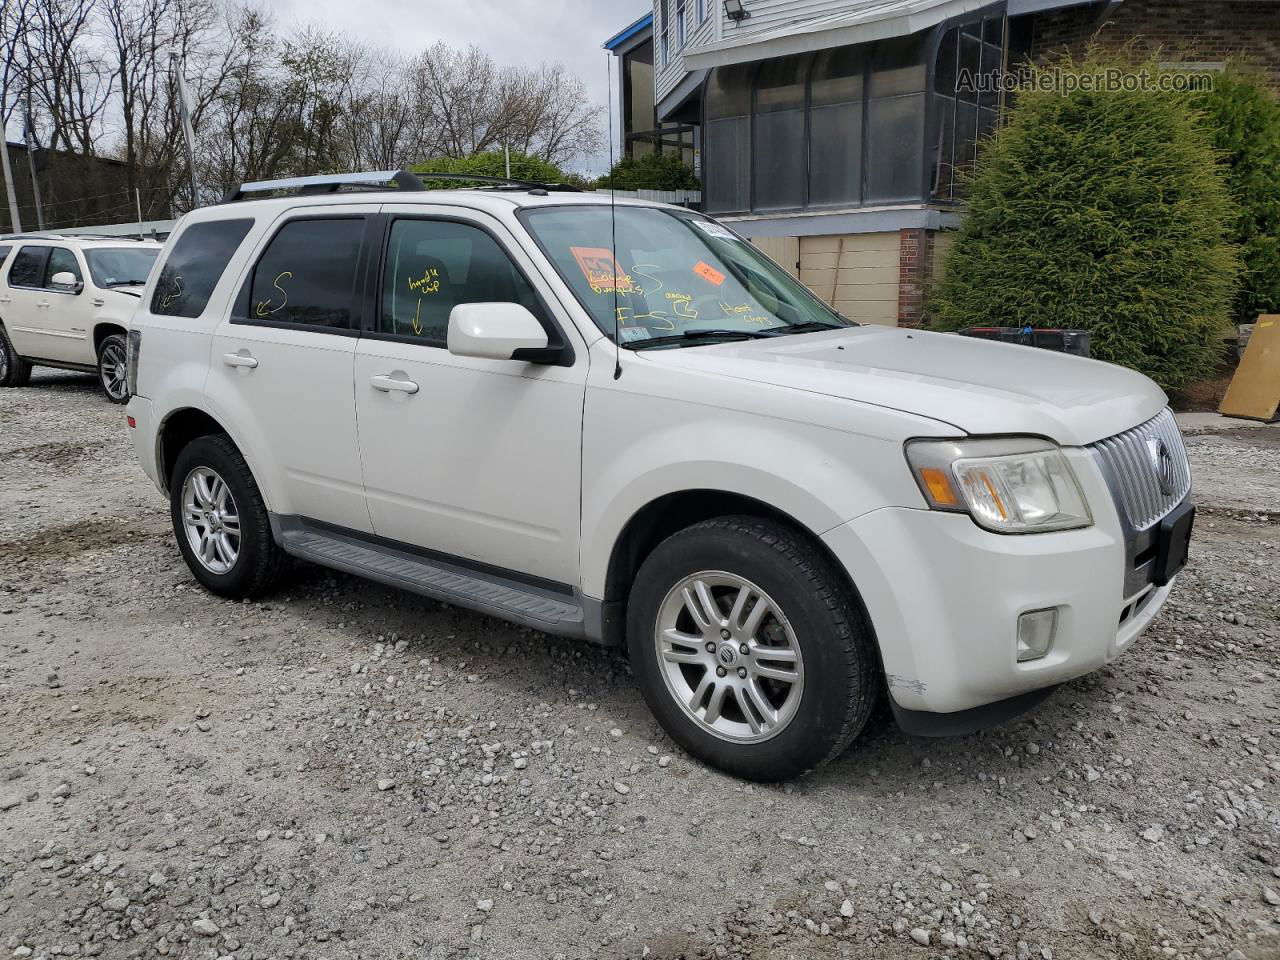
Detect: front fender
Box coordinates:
(579, 409, 910, 600)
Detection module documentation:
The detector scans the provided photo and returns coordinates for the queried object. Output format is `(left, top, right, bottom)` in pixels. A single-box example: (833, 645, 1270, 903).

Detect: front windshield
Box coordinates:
(521, 206, 852, 347)
(84, 247, 159, 287)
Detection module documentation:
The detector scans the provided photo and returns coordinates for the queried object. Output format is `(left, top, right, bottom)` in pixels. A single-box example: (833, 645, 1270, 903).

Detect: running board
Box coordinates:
(274, 516, 586, 638)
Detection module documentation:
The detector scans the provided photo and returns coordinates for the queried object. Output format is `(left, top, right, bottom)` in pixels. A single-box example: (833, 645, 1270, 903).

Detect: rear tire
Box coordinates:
(0, 325, 32, 388)
(627, 516, 879, 782)
(170, 435, 285, 599)
(96, 333, 129, 403)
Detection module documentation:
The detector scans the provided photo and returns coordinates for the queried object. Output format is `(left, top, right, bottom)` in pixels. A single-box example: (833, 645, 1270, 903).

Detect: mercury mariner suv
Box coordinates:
(125, 171, 1194, 781)
(0, 234, 162, 402)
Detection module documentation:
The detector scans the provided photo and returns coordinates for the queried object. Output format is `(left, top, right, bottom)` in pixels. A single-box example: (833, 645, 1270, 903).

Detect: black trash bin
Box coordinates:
(958, 326, 1091, 358)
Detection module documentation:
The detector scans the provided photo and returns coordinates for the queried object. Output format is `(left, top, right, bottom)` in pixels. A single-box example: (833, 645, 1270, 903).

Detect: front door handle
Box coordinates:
(370, 374, 419, 395)
(222, 352, 259, 369)
(36, 301, 50, 309)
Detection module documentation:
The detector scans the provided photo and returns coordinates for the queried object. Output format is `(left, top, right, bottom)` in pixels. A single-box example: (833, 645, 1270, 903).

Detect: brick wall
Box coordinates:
(1028, 0, 1280, 89)
(897, 229, 934, 327)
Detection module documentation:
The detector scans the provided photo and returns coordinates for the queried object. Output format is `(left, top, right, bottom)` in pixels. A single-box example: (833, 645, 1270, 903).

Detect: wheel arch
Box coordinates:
(599, 489, 876, 650)
(92, 321, 128, 353)
(157, 406, 257, 499)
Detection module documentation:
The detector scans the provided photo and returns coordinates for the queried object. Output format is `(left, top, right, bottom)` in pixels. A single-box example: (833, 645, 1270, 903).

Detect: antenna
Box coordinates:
(606, 51, 622, 380)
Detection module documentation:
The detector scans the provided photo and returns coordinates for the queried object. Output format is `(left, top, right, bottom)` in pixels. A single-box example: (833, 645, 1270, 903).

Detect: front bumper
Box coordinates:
(822, 447, 1179, 718)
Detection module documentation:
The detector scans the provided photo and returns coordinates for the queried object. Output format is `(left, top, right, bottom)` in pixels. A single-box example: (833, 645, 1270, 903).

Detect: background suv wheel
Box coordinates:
(96, 333, 129, 403)
(169, 435, 286, 599)
(627, 516, 879, 782)
(0, 325, 33, 388)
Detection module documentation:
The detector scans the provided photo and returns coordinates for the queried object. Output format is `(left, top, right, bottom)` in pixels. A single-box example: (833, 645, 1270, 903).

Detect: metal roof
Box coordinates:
(604, 13, 654, 51)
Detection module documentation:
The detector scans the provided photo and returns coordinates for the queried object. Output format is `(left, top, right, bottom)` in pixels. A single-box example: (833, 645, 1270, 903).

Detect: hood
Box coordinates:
(640, 326, 1168, 446)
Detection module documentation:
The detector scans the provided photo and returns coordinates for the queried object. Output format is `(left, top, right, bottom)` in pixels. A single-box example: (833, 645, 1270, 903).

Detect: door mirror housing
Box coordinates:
(50, 271, 83, 294)
(448, 302, 558, 363)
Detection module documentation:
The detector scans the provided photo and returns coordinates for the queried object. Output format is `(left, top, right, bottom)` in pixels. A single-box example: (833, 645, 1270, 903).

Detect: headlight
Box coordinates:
(905, 438, 1091, 534)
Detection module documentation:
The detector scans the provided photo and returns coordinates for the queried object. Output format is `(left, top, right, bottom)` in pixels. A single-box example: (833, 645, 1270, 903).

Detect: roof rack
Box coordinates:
(0, 232, 152, 243)
(221, 169, 581, 203)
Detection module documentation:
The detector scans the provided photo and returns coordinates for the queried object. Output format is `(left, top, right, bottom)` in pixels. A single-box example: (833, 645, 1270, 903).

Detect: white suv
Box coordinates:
(125, 171, 1194, 781)
(0, 235, 162, 402)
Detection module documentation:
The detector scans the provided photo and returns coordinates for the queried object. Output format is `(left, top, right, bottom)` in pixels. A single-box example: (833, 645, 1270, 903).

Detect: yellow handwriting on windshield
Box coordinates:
(665, 291, 698, 321)
(719, 300, 770, 324)
(255, 271, 292, 317)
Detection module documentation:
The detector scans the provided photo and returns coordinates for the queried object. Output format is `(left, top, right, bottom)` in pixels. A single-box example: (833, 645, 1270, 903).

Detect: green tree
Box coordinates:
(928, 60, 1240, 391)
(1194, 66, 1280, 324)
(596, 151, 700, 191)
(410, 151, 571, 189)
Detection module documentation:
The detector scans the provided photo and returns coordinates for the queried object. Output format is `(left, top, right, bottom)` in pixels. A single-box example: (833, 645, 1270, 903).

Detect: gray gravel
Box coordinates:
(2, 371, 1278, 959)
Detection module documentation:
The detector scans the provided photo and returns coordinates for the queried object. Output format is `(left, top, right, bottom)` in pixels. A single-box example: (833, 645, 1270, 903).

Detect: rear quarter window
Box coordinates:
(152, 219, 255, 318)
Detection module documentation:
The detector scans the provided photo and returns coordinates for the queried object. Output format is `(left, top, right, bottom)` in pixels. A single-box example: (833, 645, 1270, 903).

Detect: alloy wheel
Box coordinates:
(180, 467, 241, 575)
(100, 341, 128, 401)
(654, 571, 805, 744)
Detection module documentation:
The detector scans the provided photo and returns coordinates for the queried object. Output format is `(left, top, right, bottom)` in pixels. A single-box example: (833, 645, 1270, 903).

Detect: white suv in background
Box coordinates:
(125, 171, 1194, 782)
(0, 235, 162, 402)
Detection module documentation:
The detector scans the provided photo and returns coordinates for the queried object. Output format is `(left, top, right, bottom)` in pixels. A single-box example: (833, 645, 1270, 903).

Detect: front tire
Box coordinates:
(170, 435, 285, 599)
(0, 325, 33, 388)
(97, 333, 129, 403)
(627, 517, 879, 782)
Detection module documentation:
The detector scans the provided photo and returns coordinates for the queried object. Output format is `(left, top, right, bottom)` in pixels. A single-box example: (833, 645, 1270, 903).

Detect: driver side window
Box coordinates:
(379, 218, 547, 347)
(44, 247, 82, 289)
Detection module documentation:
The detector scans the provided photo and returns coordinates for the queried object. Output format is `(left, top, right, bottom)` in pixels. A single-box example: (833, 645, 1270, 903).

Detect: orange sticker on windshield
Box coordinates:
(694, 261, 725, 286)
(570, 246, 633, 294)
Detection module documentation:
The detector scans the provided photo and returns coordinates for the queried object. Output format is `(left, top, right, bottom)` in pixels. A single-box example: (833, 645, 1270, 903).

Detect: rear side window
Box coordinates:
(246, 218, 364, 330)
(0, 245, 11, 265)
(8, 246, 48, 288)
(379, 218, 548, 346)
(152, 218, 254, 318)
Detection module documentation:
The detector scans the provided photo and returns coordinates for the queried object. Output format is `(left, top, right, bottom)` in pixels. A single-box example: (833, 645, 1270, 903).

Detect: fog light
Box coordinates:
(1017, 608, 1058, 662)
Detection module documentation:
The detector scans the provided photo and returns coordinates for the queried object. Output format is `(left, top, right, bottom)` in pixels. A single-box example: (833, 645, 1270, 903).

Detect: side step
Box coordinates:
(275, 517, 586, 638)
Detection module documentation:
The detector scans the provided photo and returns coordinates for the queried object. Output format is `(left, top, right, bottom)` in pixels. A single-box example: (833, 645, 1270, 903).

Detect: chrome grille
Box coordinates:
(1091, 408, 1191, 531)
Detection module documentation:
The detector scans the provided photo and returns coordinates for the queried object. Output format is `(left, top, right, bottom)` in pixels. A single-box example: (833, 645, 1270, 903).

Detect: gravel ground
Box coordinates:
(1, 371, 1278, 960)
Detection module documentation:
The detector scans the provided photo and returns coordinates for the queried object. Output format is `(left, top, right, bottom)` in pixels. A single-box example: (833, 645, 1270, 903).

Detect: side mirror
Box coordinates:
(448, 302, 554, 362)
(50, 271, 82, 294)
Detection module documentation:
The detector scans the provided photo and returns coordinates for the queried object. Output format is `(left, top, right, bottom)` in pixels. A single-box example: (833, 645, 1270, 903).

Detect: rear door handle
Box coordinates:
(0, 296, 11, 304)
(370, 374, 419, 395)
(36, 301, 50, 309)
(222, 353, 259, 369)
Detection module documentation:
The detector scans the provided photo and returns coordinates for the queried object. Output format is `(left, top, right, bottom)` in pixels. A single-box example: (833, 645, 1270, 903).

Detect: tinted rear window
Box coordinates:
(152, 219, 254, 318)
(8, 246, 48, 288)
(246, 218, 364, 329)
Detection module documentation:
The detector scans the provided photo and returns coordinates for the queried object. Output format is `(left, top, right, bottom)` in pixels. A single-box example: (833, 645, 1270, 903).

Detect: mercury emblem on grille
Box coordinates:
(1147, 438, 1176, 497)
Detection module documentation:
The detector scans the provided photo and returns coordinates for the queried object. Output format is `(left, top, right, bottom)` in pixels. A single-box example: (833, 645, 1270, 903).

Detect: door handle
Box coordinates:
(222, 353, 259, 369)
(37, 301, 50, 309)
(370, 374, 419, 395)
(0, 296, 11, 304)
(92, 298, 105, 307)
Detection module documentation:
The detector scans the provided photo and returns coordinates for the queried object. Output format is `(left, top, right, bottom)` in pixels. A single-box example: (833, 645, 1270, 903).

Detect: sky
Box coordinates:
(270, 0, 654, 175)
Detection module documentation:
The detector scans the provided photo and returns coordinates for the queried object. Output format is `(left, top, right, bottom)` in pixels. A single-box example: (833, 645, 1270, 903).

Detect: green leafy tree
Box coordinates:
(1194, 66, 1280, 323)
(596, 151, 700, 191)
(928, 60, 1240, 391)
(411, 151, 571, 189)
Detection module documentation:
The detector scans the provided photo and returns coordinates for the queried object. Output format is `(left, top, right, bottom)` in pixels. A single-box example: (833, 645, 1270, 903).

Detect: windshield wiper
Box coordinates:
(623, 328, 783, 350)
(774, 320, 852, 335)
